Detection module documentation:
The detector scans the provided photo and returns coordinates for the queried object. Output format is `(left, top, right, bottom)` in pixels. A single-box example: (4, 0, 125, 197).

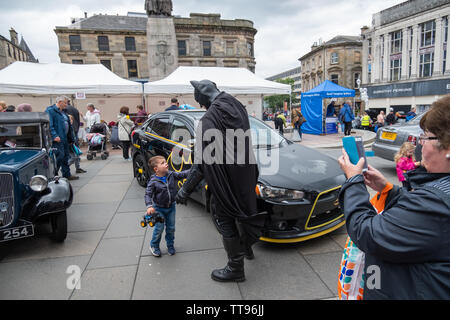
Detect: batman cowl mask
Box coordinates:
(190, 80, 221, 109)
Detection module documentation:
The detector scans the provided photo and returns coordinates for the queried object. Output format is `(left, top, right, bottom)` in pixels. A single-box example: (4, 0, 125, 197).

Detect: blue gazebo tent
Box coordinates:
(301, 80, 355, 135)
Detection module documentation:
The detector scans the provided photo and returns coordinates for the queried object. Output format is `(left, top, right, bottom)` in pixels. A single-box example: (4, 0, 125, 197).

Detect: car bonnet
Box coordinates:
(0, 149, 44, 172)
(255, 143, 346, 193)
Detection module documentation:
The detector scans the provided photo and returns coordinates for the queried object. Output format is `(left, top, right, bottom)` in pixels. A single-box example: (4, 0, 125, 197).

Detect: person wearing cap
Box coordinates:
(175, 80, 267, 283)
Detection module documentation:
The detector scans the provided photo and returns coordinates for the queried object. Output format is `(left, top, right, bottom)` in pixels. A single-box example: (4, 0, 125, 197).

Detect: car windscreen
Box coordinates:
(249, 117, 287, 149)
(408, 112, 425, 125)
(0, 124, 42, 149)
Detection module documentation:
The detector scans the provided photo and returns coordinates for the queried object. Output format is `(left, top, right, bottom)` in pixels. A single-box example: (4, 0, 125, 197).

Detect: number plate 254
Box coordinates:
(0, 225, 34, 242)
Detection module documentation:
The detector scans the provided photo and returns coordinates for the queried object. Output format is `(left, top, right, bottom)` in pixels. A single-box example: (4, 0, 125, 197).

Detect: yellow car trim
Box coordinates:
(304, 186, 343, 231)
(133, 144, 141, 149)
(144, 131, 189, 149)
(260, 220, 346, 244)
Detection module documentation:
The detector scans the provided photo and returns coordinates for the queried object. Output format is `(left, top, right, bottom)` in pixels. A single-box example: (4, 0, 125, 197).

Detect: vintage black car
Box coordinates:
(0, 112, 73, 243)
(131, 110, 346, 243)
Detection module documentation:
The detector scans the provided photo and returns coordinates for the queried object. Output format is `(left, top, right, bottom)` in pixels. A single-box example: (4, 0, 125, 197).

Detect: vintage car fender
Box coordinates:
(30, 178, 73, 221)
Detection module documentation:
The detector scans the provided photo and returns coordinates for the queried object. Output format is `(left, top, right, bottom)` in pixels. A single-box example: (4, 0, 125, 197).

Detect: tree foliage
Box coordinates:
(264, 78, 299, 111)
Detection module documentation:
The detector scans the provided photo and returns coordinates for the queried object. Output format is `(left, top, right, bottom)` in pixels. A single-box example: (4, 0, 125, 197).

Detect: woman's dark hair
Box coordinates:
(420, 94, 450, 149)
(120, 106, 129, 115)
(137, 105, 144, 110)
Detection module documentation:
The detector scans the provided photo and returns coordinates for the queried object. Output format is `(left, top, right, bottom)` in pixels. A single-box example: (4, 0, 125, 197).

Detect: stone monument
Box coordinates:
(146, 0, 178, 81)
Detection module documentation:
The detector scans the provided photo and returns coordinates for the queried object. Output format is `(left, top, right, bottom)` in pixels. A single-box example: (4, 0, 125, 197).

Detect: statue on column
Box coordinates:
(145, 0, 173, 17)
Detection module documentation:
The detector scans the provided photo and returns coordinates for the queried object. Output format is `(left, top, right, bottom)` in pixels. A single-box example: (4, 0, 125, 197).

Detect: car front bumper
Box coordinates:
(258, 186, 344, 243)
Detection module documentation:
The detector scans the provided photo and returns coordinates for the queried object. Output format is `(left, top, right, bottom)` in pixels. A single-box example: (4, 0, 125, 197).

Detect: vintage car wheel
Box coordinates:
(101, 154, 107, 160)
(50, 211, 68, 243)
(134, 154, 148, 188)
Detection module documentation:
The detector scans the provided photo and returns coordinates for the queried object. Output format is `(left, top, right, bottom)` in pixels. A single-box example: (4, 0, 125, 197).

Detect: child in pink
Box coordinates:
(394, 142, 420, 187)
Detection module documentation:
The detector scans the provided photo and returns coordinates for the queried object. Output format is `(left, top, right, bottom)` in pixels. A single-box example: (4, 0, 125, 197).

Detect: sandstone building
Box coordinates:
(0, 28, 38, 70)
(299, 36, 363, 109)
(54, 12, 257, 81)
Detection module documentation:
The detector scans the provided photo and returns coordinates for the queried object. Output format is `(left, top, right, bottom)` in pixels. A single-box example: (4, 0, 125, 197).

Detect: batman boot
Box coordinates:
(211, 237, 245, 282)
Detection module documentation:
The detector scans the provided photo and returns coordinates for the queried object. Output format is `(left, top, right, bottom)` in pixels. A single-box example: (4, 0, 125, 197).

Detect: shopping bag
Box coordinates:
(72, 144, 83, 156)
(110, 126, 120, 145)
(338, 237, 365, 300)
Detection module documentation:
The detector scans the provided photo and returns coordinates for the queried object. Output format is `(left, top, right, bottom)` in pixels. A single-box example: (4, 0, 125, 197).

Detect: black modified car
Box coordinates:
(0, 113, 73, 244)
(131, 110, 346, 243)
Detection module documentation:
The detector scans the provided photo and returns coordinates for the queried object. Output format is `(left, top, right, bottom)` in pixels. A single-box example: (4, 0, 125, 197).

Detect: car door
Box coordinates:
(143, 115, 173, 160)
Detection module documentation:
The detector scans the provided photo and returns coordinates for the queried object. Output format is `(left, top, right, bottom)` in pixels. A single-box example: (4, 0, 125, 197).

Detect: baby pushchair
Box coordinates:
(86, 123, 109, 161)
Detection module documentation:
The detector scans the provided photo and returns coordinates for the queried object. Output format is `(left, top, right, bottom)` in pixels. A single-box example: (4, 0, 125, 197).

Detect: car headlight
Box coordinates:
(256, 184, 305, 201)
(30, 175, 48, 192)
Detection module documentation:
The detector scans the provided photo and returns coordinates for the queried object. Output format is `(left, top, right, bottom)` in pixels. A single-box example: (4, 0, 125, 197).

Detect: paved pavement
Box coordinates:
(0, 135, 394, 300)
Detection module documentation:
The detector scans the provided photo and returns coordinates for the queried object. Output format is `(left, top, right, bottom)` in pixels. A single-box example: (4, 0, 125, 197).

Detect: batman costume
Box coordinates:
(176, 80, 267, 282)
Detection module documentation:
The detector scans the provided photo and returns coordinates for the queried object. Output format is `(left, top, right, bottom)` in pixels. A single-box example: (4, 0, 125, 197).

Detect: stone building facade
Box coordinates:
(0, 28, 38, 70)
(54, 12, 257, 81)
(361, 0, 450, 113)
(266, 66, 302, 99)
(300, 36, 363, 92)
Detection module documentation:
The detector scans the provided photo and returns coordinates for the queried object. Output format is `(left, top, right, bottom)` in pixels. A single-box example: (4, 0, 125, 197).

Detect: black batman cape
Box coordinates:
(197, 92, 266, 240)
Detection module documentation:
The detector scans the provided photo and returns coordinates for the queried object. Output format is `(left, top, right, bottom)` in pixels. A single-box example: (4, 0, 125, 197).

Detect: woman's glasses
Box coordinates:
(419, 133, 439, 145)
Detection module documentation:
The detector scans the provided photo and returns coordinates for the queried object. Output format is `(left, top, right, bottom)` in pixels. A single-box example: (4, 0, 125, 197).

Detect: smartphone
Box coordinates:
(342, 136, 368, 171)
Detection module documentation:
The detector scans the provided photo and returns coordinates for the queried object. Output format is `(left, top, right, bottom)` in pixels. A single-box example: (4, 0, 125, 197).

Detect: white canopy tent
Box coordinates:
(144, 67, 291, 118)
(0, 62, 143, 95)
(0, 62, 143, 122)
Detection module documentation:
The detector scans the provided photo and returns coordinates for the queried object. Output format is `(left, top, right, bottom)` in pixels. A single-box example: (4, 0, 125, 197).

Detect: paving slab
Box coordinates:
(296, 235, 343, 256)
(0, 255, 90, 300)
(73, 181, 131, 204)
(71, 265, 138, 300)
(96, 162, 133, 176)
(87, 236, 144, 270)
(67, 202, 120, 232)
(141, 215, 222, 256)
(103, 212, 146, 239)
(132, 250, 242, 300)
(117, 198, 148, 213)
(303, 251, 343, 297)
(237, 243, 334, 300)
(1, 231, 103, 262)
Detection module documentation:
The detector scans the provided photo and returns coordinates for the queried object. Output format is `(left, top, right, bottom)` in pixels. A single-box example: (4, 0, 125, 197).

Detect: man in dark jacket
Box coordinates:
(176, 80, 267, 282)
(45, 96, 79, 180)
(385, 108, 396, 126)
(165, 98, 180, 111)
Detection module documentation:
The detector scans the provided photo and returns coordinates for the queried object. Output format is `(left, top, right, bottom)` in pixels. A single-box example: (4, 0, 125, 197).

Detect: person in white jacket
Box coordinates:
(80, 103, 101, 133)
(117, 106, 135, 161)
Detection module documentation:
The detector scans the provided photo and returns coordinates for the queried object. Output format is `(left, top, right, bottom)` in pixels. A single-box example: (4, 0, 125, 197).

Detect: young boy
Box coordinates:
(145, 155, 190, 257)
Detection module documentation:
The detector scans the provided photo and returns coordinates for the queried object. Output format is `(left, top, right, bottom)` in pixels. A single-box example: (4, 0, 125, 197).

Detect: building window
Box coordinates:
(7, 44, 11, 57)
(72, 59, 83, 64)
(419, 52, 434, 77)
(354, 73, 361, 88)
(226, 41, 234, 56)
(443, 17, 448, 74)
(178, 40, 186, 56)
(330, 74, 339, 84)
(368, 38, 372, 56)
(98, 36, 109, 51)
(127, 60, 138, 78)
(100, 60, 112, 71)
(69, 35, 81, 51)
(420, 20, 436, 47)
(311, 57, 315, 69)
(354, 51, 361, 63)
(203, 41, 211, 56)
(247, 42, 254, 57)
(125, 37, 136, 51)
(390, 58, 402, 81)
(331, 52, 339, 64)
(390, 30, 402, 54)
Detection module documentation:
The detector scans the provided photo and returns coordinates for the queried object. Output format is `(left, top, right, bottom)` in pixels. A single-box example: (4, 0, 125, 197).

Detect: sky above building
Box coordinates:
(0, 0, 405, 78)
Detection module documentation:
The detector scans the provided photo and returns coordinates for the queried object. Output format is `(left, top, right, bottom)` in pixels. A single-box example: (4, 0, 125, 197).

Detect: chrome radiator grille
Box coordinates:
(0, 173, 14, 227)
